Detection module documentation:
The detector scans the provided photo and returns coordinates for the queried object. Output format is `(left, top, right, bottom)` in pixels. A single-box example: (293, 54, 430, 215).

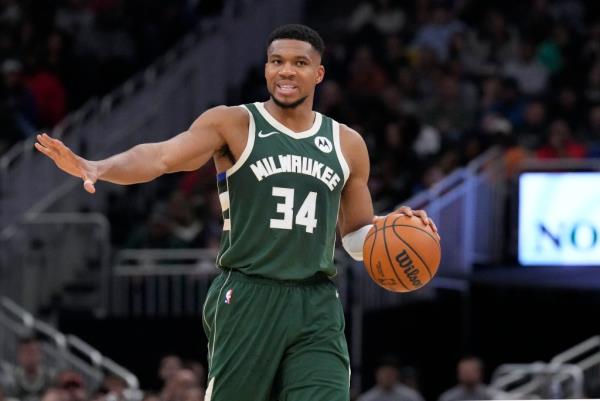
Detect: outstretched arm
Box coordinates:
(35, 106, 241, 193)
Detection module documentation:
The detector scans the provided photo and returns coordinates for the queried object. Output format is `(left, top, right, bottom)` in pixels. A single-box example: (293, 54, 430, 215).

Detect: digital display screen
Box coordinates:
(518, 172, 600, 266)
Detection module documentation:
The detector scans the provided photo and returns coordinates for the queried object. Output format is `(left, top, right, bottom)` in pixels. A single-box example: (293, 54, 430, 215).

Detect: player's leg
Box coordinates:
(274, 281, 350, 401)
(202, 271, 288, 401)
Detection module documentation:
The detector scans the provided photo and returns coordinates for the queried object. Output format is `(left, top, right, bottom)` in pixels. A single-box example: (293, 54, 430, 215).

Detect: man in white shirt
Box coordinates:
(438, 356, 495, 401)
(357, 358, 425, 401)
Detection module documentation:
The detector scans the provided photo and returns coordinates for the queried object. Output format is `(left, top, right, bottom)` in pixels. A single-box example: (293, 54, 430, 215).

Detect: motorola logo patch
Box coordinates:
(314, 136, 333, 153)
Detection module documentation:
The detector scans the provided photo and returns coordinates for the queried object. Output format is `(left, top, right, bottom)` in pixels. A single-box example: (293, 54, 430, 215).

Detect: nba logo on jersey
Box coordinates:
(224, 289, 233, 304)
(314, 136, 333, 153)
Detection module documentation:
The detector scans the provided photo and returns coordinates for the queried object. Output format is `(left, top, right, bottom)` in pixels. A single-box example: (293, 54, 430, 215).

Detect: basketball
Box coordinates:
(362, 213, 441, 292)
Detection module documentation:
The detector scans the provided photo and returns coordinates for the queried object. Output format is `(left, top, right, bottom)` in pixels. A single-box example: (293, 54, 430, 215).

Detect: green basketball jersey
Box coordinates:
(215, 102, 349, 280)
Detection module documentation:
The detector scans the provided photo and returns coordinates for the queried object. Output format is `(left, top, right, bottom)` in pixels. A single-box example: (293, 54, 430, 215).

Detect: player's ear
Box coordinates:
(316, 64, 325, 85)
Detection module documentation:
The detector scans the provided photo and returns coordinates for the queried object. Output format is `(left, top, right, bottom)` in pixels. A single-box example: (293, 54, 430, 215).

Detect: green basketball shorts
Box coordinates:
(202, 270, 350, 401)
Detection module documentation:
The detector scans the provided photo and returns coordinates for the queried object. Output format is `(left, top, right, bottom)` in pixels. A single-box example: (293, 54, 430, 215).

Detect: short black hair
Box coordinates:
(267, 24, 325, 56)
(18, 335, 40, 346)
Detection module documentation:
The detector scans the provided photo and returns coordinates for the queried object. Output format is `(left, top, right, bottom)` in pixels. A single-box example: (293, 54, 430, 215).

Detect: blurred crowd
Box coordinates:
(307, 0, 600, 211)
(1, 337, 503, 401)
(0, 0, 221, 155)
(0, 338, 207, 401)
(104, 0, 600, 249)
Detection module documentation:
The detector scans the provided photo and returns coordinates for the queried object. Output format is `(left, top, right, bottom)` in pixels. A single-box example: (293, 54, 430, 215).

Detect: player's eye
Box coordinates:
(271, 59, 282, 65)
(296, 60, 307, 66)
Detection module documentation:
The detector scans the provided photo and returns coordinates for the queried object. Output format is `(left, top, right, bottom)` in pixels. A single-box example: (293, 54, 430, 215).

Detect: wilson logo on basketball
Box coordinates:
(395, 250, 422, 287)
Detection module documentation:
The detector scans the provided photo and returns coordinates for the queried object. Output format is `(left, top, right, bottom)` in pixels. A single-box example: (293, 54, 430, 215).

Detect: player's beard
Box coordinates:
(269, 93, 308, 109)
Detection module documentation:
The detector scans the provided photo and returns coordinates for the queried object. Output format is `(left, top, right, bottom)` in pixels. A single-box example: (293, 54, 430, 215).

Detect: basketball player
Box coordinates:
(35, 24, 439, 401)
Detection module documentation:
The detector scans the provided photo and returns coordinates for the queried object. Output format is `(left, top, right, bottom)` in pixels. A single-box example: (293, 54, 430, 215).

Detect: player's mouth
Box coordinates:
(276, 83, 298, 96)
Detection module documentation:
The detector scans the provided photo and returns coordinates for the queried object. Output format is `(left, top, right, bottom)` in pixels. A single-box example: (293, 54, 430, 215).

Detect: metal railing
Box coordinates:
(491, 335, 600, 398)
(0, 0, 304, 236)
(0, 0, 304, 312)
(0, 213, 110, 313)
(0, 297, 140, 398)
(403, 147, 507, 277)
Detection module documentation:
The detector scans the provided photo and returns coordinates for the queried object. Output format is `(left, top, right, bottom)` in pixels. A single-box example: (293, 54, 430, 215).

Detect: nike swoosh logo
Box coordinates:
(257, 130, 280, 138)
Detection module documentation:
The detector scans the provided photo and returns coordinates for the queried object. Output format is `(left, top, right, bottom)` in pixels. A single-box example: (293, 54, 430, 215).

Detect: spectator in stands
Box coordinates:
(0, 58, 37, 152)
(348, 0, 406, 36)
(420, 73, 476, 142)
(158, 355, 182, 391)
(347, 45, 389, 97)
(141, 393, 159, 401)
(584, 61, 600, 107)
(536, 119, 586, 159)
(503, 40, 549, 96)
(357, 357, 425, 401)
(0, 384, 19, 401)
(581, 21, 600, 66)
(6, 337, 55, 401)
(317, 81, 354, 126)
(585, 105, 600, 157)
(55, 371, 86, 401)
(160, 368, 199, 401)
(166, 191, 203, 247)
(23, 60, 66, 129)
(181, 387, 203, 401)
(397, 366, 419, 392)
(551, 86, 583, 134)
(437, 356, 495, 401)
(124, 204, 187, 249)
(40, 388, 68, 401)
(516, 100, 548, 150)
(54, 0, 94, 39)
(100, 374, 127, 401)
(465, 10, 520, 76)
(489, 78, 526, 129)
(412, 4, 464, 62)
(184, 361, 205, 390)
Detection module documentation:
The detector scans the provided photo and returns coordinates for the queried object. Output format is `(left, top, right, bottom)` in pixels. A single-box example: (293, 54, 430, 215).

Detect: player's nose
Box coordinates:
(278, 62, 296, 77)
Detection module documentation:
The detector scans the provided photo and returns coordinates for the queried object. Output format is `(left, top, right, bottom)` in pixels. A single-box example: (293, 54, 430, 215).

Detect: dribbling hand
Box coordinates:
(34, 133, 98, 194)
(373, 205, 440, 241)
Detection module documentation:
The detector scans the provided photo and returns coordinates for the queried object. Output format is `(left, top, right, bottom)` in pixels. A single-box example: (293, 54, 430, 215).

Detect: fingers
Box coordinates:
(413, 209, 429, 226)
(396, 206, 414, 217)
(36, 133, 66, 153)
(396, 206, 441, 240)
(428, 217, 441, 241)
(34, 142, 56, 158)
(83, 179, 96, 194)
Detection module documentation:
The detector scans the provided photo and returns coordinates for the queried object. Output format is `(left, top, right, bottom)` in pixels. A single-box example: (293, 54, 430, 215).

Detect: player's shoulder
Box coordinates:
(192, 105, 249, 132)
(202, 105, 249, 121)
(338, 123, 367, 149)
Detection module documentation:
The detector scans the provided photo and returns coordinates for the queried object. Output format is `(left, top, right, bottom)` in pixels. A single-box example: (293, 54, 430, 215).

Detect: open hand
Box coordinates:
(34, 133, 98, 193)
(374, 205, 440, 241)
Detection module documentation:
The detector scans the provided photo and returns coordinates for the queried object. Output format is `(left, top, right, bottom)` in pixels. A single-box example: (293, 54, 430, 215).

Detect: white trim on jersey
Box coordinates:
(226, 105, 256, 177)
(219, 191, 231, 231)
(255, 102, 323, 139)
(332, 120, 350, 186)
(218, 176, 232, 266)
(204, 377, 215, 401)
